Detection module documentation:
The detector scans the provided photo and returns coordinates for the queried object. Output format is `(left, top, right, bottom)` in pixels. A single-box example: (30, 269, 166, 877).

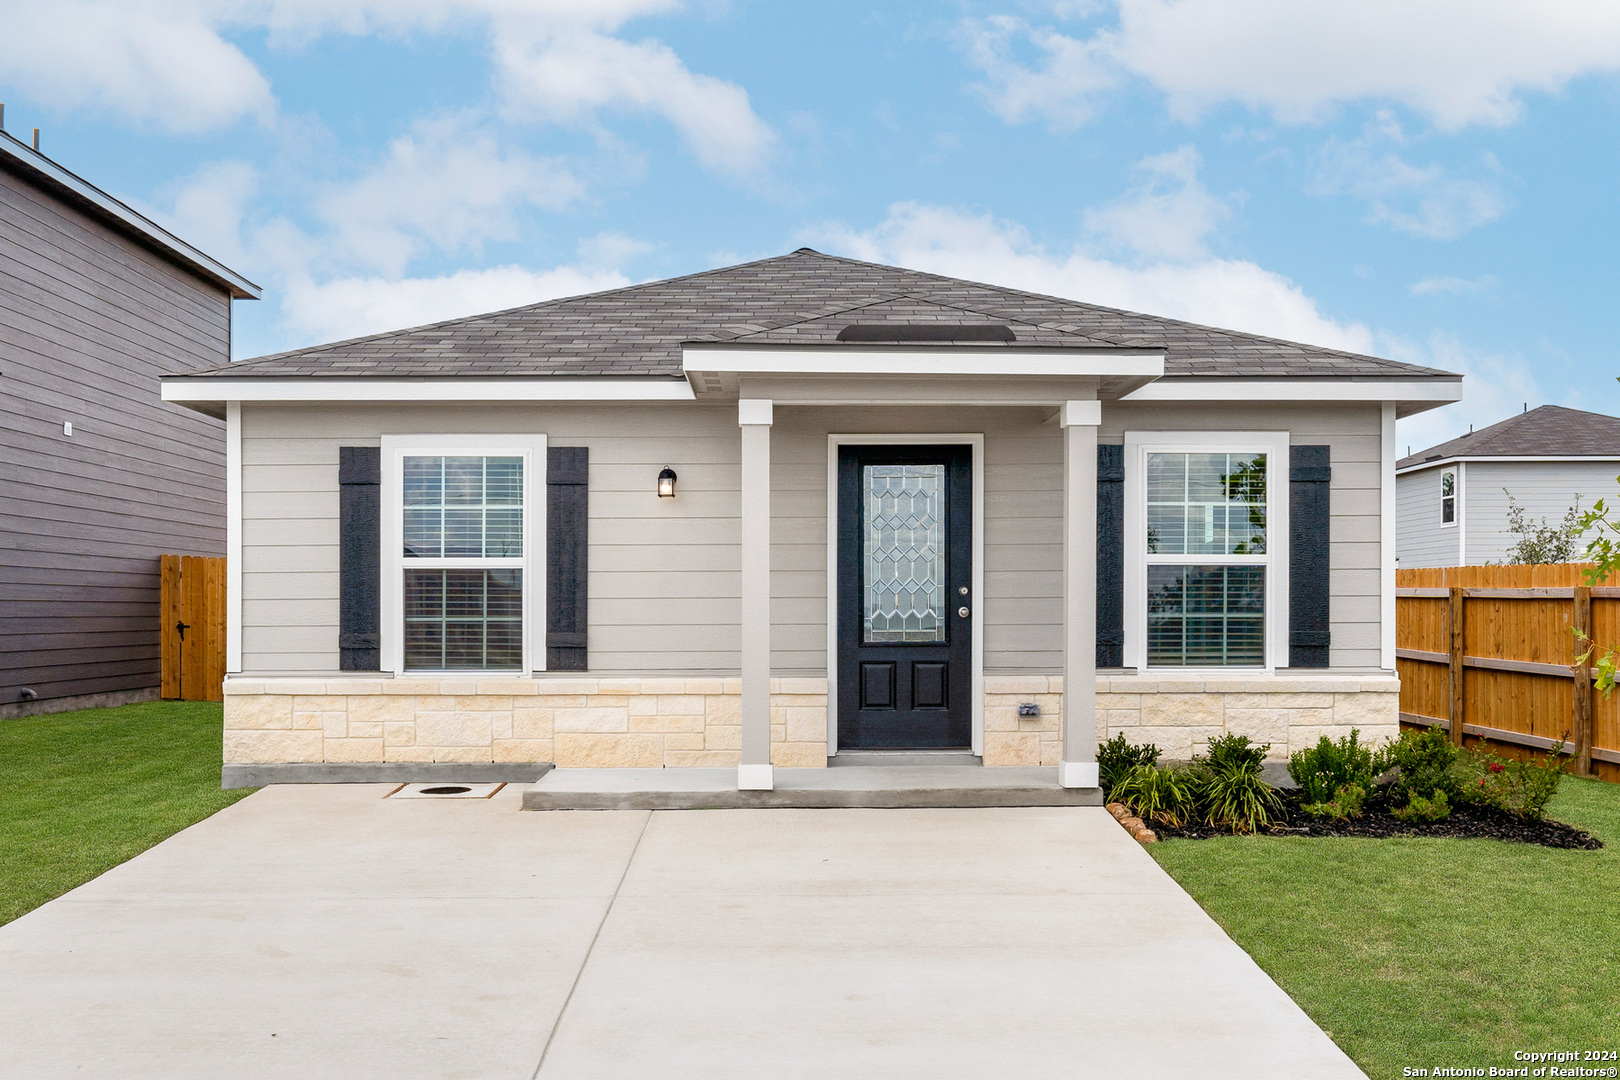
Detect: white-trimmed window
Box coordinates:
(380, 435, 546, 673)
(1440, 468, 1457, 525)
(1124, 432, 1290, 670)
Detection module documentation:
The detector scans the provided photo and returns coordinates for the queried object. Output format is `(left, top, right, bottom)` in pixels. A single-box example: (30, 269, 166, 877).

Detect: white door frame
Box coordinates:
(826, 434, 986, 756)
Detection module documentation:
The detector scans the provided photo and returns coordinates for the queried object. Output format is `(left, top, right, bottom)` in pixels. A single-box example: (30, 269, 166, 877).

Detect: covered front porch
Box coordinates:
(690, 339, 1164, 792)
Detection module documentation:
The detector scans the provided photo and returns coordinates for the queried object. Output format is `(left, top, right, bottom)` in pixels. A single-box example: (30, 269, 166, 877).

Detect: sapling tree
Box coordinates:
(1501, 492, 1585, 564)
(1576, 486, 1620, 691)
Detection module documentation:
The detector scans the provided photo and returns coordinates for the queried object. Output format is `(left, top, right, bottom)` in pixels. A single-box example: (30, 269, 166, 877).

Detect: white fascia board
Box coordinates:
(160, 377, 696, 404)
(1397, 454, 1620, 476)
(0, 130, 260, 299)
(682, 345, 1164, 379)
(1120, 377, 1463, 405)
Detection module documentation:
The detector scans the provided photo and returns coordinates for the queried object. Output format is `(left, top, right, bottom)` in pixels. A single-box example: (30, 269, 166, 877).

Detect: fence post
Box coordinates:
(1573, 585, 1594, 776)
(1449, 586, 1466, 747)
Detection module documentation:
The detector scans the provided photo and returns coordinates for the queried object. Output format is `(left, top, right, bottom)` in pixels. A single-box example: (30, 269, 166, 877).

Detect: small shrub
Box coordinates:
(1193, 736, 1281, 833)
(1381, 726, 1460, 805)
(1202, 733, 1268, 773)
(1111, 764, 1196, 827)
(1391, 790, 1451, 822)
(1098, 733, 1161, 800)
(1453, 745, 1569, 819)
(1289, 729, 1376, 804)
(1302, 782, 1367, 820)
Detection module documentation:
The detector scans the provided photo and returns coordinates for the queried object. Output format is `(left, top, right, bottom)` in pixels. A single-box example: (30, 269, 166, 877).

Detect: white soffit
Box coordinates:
(1121, 377, 1464, 416)
(681, 345, 1165, 379)
(160, 377, 696, 411)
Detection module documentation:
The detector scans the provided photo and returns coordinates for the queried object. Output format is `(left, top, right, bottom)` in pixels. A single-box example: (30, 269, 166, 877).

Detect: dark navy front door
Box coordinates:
(836, 444, 972, 749)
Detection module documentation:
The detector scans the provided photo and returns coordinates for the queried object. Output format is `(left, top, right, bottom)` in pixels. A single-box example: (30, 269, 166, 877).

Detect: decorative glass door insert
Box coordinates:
(862, 464, 946, 643)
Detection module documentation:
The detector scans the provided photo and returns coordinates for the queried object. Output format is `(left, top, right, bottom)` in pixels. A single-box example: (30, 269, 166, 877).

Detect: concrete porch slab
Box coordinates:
(521, 765, 1104, 810)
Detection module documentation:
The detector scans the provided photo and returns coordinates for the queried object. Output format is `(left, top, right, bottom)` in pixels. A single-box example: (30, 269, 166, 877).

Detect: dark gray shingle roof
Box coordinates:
(172, 248, 1454, 380)
(1398, 405, 1620, 469)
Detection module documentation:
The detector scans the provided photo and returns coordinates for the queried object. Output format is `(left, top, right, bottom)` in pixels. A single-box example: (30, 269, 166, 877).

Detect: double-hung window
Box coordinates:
(1124, 432, 1290, 670)
(1440, 468, 1457, 525)
(380, 435, 546, 673)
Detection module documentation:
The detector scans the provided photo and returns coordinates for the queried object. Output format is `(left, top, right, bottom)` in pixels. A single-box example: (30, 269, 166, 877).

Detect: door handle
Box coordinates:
(957, 606, 970, 618)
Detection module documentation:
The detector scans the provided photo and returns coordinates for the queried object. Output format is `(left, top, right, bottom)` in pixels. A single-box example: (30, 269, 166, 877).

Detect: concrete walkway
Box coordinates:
(0, 785, 1365, 1079)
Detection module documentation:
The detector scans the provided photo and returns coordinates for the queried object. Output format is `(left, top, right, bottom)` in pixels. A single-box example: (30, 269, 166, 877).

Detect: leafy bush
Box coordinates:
(1453, 746, 1569, 819)
(1391, 791, 1451, 822)
(1302, 782, 1367, 820)
(1193, 735, 1282, 833)
(1289, 730, 1377, 804)
(1202, 733, 1268, 773)
(1111, 764, 1196, 827)
(1098, 733, 1160, 799)
(1381, 726, 1460, 809)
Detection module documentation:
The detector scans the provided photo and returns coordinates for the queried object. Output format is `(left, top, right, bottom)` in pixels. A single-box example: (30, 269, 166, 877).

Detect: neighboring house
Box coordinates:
(1, 129, 259, 717)
(1396, 405, 1620, 568)
(160, 249, 1461, 790)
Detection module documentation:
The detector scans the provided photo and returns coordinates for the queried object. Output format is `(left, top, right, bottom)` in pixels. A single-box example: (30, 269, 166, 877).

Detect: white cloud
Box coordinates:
(1311, 126, 1509, 240)
(279, 264, 632, 345)
(494, 25, 776, 177)
(958, 15, 1116, 128)
(807, 201, 1374, 354)
(0, 0, 274, 132)
(0, 0, 773, 180)
(317, 116, 584, 276)
(1410, 275, 1498, 296)
(1081, 145, 1230, 260)
(961, 0, 1620, 131)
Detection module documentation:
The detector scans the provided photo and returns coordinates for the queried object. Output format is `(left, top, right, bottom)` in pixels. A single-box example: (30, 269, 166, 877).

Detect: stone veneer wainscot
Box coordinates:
(225, 674, 1398, 769)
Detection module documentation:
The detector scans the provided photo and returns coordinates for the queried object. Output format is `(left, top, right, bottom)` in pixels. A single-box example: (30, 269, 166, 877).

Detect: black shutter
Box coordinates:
(1289, 445, 1332, 668)
(547, 446, 589, 671)
(338, 446, 381, 671)
(1096, 443, 1125, 667)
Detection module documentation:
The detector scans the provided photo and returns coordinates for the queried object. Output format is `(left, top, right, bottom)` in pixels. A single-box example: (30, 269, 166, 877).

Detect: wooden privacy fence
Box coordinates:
(160, 555, 225, 702)
(1396, 564, 1618, 782)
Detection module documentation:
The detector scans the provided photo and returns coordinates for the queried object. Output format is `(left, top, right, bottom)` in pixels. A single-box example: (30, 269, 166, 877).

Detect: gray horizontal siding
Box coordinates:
(1396, 465, 1459, 567)
(1102, 401, 1387, 669)
(0, 167, 231, 705)
(1463, 460, 1620, 564)
(239, 398, 1390, 677)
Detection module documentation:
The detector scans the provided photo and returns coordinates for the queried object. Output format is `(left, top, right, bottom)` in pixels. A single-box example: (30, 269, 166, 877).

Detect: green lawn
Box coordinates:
(0, 700, 252, 926)
(1152, 776, 1620, 1079)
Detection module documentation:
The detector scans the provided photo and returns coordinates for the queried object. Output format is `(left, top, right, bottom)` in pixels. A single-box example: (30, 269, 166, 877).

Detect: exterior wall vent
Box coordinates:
(835, 324, 1016, 343)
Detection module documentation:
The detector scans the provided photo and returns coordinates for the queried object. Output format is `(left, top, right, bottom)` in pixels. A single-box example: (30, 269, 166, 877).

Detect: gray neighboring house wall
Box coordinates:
(0, 130, 259, 717)
(1396, 405, 1620, 568)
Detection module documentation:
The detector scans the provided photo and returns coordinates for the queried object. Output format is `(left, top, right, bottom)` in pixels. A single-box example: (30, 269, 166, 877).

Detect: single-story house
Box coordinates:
(1397, 405, 1620, 568)
(160, 249, 1462, 790)
(1, 124, 258, 718)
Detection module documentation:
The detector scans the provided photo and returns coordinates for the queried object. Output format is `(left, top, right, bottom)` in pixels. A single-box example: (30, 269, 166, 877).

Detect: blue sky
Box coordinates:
(5, 0, 1620, 452)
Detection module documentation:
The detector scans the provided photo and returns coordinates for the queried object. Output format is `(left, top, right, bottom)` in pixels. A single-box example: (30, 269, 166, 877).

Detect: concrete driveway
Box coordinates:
(0, 784, 1364, 1079)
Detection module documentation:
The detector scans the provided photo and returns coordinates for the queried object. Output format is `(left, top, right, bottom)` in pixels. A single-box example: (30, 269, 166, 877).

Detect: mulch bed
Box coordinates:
(1145, 789, 1602, 849)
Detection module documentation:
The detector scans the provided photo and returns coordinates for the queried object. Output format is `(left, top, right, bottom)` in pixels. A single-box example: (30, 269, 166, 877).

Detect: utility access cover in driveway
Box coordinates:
(0, 785, 1364, 1079)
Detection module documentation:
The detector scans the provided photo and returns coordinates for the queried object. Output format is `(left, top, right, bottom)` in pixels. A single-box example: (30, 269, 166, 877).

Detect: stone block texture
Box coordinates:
(224, 677, 829, 768)
(225, 674, 1394, 768)
(981, 674, 1400, 766)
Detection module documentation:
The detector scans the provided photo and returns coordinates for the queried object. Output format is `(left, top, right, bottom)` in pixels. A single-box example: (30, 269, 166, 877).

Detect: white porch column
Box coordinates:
(738, 398, 774, 790)
(1059, 400, 1101, 789)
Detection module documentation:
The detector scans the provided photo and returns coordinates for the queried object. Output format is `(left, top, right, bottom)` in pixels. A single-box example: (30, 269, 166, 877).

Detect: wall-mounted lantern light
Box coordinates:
(657, 466, 678, 498)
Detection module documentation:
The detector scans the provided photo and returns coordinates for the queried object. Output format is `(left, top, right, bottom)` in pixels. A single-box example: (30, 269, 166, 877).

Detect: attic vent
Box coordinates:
(836, 324, 1016, 343)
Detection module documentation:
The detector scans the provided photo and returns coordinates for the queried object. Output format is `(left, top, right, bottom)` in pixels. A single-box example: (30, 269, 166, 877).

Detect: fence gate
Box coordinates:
(160, 554, 226, 702)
